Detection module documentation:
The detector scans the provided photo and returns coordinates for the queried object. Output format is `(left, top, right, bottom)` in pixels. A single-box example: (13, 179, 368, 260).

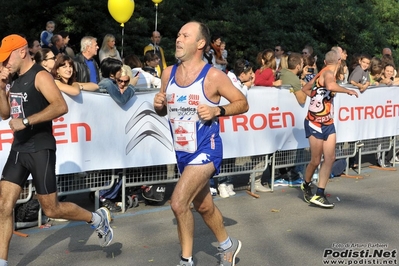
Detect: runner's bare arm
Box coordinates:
(324, 71, 358, 97)
(0, 66, 11, 119)
(153, 66, 172, 116)
(202, 68, 248, 119)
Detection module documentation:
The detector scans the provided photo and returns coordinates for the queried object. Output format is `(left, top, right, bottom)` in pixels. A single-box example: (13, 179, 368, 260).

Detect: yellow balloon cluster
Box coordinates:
(108, 0, 135, 27)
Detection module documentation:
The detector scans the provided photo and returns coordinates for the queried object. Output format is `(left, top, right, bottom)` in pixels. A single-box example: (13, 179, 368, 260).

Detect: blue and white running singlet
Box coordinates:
(166, 63, 223, 175)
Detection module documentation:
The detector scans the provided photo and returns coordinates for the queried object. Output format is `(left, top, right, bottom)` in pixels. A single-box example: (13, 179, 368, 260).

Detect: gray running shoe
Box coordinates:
(178, 260, 194, 266)
(94, 207, 114, 247)
(310, 194, 335, 208)
(217, 237, 242, 266)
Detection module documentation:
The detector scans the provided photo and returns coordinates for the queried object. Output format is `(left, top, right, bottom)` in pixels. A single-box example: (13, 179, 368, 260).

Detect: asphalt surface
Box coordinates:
(7, 158, 399, 266)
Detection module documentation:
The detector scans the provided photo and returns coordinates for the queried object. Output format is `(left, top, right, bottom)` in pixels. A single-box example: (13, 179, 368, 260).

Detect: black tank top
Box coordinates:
(10, 64, 56, 152)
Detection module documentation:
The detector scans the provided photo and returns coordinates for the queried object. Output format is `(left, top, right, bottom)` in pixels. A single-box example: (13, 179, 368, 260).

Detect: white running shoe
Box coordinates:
(226, 184, 236, 196)
(218, 184, 230, 198)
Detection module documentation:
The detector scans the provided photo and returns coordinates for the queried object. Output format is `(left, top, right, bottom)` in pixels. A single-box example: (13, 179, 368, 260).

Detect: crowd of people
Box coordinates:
(1, 18, 399, 266)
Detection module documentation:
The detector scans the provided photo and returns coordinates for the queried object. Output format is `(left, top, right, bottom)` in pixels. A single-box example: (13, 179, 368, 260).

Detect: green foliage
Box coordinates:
(1, 0, 399, 67)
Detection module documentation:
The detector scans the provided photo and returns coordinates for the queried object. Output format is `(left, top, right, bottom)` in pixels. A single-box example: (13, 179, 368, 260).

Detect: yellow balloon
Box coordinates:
(152, 0, 163, 6)
(108, 0, 135, 27)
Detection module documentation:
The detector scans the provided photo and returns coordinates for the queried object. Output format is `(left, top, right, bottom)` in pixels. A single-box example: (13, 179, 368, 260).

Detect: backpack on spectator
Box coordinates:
(331, 159, 347, 177)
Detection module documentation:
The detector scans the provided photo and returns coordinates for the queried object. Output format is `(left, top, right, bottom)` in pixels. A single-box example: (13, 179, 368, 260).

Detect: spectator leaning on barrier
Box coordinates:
(98, 57, 135, 106)
(0, 35, 113, 266)
(153, 21, 248, 266)
(301, 49, 358, 209)
(51, 54, 99, 96)
(348, 53, 371, 93)
(254, 49, 282, 87)
(223, 59, 270, 194)
(280, 52, 307, 105)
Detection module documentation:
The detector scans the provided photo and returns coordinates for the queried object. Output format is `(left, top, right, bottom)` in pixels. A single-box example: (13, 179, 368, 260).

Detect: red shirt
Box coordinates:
(254, 68, 275, 86)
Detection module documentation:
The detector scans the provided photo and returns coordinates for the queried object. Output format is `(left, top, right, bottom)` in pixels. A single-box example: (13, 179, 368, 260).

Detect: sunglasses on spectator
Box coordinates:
(117, 78, 130, 84)
(275, 49, 280, 52)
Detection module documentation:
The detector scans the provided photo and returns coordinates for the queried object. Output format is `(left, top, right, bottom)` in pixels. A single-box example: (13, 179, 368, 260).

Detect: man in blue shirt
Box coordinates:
(74, 36, 100, 84)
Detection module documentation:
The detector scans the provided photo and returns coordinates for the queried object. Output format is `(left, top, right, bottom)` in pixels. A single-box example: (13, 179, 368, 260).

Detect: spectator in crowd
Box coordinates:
(143, 31, 167, 76)
(98, 57, 135, 106)
(220, 41, 228, 72)
(280, 52, 306, 105)
(302, 45, 314, 58)
(143, 51, 160, 78)
(279, 53, 289, 69)
(34, 48, 56, 72)
(274, 44, 286, 70)
(301, 50, 358, 208)
(49, 34, 64, 56)
(153, 21, 246, 266)
(277, 52, 307, 184)
(369, 57, 383, 86)
(124, 54, 161, 89)
(254, 49, 282, 87)
(380, 64, 399, 85)
(58, 30, 75, 58)
(381, 54, 397, 77)
(302, 44, 318, 73)
(210, 34, 227, 71)
(27, 38, 41, 61)
(99, 34, 122, 63)
(348, 53, 361, 75)
(226, 59, 254, 97)
(226, 59, 271, 194)
(348, 54, 371, 92)
(341, 48, 349, 83)
(51, 54, 99, 96)
(74, 36, 100, 83)
(202, 44, 213, 65)
(40, 20, 55, 48)
(382, 47, 392, 56)
(301, 54, 316, 84)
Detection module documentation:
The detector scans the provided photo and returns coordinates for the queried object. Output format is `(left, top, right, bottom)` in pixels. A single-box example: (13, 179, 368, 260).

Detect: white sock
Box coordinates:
(181, 256, 193, 262)
(219, 237, 232, 250)
(0, 259, 8, 266)
(90, 212, 102, 227)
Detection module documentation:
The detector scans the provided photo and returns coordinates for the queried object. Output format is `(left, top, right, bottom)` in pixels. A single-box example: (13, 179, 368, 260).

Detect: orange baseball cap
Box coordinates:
(0, 34, 28, 62)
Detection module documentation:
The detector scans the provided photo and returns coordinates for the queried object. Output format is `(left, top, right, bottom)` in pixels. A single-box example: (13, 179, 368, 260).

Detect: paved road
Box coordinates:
(8, 162, 399, 266)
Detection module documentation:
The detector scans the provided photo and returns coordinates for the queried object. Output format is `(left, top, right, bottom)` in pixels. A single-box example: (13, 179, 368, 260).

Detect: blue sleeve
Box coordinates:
(99, 79, 135, 106)
(41, 32, 50, 46)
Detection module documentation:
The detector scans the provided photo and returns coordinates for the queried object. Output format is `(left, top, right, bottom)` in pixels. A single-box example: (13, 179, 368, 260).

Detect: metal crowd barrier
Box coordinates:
(16, 136, 397, 220)
(357, 137, 393, 174)
(16, 180, 33, 205)
(270, 142, 358, 190)
(57, 169, 120, 210)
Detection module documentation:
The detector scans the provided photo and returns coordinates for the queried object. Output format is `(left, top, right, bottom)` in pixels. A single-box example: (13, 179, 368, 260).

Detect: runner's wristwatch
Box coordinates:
(217, 106, 225, 117)
(22, 118, 30, 127)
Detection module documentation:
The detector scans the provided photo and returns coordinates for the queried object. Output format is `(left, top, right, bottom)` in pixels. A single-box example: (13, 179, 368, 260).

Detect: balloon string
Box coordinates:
(121, 26, 124, 58)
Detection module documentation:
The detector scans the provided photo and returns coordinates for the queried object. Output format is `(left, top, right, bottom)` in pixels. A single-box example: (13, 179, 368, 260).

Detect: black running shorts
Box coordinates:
(1, 149, 57, 195)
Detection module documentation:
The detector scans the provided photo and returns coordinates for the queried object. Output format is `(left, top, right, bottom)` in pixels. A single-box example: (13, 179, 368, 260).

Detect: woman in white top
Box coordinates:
(124, 54, 161, 89)
(99, 34, 122, 63)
